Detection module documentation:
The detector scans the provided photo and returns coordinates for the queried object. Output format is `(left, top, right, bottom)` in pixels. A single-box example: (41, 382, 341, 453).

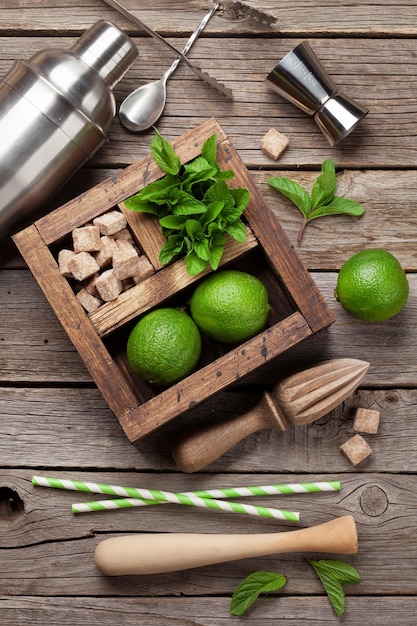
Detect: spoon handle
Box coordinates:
(101, 0, 232, 98)
(165, 3, 220, 80)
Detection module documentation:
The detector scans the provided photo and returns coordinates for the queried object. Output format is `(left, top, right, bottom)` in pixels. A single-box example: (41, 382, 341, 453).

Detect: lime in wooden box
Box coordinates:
(13, 118, 335, 443)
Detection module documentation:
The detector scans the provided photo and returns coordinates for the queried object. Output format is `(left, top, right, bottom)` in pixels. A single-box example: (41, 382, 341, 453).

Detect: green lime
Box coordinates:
(126, 308, 202, 386)
(189, 270, 270, 343)
(334, 249, 409, 322)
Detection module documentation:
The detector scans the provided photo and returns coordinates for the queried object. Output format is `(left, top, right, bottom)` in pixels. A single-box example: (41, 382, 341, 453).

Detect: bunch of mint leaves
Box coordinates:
(230, 559, 362, 618)
(124, 129, 249, 276)
(268, 159, 365, 244)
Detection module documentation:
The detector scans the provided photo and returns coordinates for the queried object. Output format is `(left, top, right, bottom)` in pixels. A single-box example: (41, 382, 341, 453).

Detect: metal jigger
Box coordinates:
(265, 41, 369, 146)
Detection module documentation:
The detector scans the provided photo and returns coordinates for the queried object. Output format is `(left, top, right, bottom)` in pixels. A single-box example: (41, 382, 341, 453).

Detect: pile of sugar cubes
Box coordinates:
(58, 209, 154, 313)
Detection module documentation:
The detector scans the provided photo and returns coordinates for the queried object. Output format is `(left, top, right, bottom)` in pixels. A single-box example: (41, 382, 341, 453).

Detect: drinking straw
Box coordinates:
(70, 495, 300, 520)
(32, 475, 340, 501)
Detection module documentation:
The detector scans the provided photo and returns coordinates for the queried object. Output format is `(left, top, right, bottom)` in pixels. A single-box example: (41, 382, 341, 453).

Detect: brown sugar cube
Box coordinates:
(57, 249, 76, 277)
(72, 224, 101, 253)
(132, 255, 155, 284)
(93, 210, 127, 236)
(95, 269, 123, 302)
(113, 227, 135, 245)
(340, 434, 373, 466)
(68, 252, 100, 282)
(353, 407, 380, 435)
(76, 288, 103, 313)
(113, 239, 142, 280)
(94, 235, 117, 268)
(82, 273, 100, 297)
(260, 128, 289, 161)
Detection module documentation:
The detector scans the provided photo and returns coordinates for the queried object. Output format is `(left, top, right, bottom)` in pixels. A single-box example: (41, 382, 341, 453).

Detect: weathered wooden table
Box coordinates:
(1, 2, 417, 624)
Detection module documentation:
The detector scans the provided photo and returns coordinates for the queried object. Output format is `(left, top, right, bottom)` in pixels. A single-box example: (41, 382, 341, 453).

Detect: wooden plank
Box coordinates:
(0, 37, 416, 169)
(1, 0, 417, 36)
(1, 270, 415, 386)
(0, 388, 415, 473)
(0, 597, 416, 625)
(0, 471, 417, 601)
(5, 168, 417, 272)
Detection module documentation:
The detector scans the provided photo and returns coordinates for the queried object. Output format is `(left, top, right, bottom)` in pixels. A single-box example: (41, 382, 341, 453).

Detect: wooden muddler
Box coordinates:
(94, 515, 358, 575)
(172, 358, 370, 473)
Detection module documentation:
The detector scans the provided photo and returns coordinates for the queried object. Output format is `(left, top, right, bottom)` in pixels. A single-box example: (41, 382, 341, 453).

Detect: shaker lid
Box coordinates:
(71, 20, 138, 89)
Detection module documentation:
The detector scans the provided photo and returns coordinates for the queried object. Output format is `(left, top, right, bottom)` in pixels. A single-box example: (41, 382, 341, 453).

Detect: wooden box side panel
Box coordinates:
(122, 311, 312, 442)
(12, 225, 141, 422)
(216, 139, 335, 333)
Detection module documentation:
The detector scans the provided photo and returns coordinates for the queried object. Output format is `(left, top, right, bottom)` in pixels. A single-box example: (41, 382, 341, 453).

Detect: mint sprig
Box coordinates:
(229, 571, 287, 616)
(124, 129, 249, 276)
(309, 559, 362, 618)
(268, 159, 365, 244)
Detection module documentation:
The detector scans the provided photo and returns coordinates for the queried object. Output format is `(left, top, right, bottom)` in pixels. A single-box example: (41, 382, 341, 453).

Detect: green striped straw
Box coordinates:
(31, 476, 312, 522)
(70, 495, 300, 520)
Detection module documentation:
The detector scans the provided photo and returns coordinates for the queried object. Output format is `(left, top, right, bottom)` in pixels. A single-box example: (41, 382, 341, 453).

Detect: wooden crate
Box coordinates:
(12, 118, 335, 443)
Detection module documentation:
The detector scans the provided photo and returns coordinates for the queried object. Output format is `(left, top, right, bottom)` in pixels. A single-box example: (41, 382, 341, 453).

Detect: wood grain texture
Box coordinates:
(1, 1, 416, 623)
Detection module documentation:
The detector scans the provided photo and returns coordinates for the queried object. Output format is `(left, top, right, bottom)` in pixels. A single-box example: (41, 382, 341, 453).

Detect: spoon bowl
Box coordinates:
(119, 3, 219, 132)
(119, 69, 170, 132)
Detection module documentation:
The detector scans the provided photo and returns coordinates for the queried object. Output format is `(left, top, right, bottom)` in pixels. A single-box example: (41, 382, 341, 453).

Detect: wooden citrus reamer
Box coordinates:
(94, 515, 358, 575)
(172, 358, 370, 472)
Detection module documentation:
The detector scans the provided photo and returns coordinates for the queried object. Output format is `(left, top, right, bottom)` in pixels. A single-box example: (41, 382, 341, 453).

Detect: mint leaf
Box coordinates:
(151, 128, 181, 175)
(309, 196, 365, 219)
(268, 176, 312, 217)
(230, 571, 287, 616)
(229, 187, 250, 212)
(226, 220, 247, 243)
(159, 215, 188, 230)
(309, 559, 362, 619)
(207, 233, 226, 270)
(201, 133, 218, 167)
(158, 235, 186, 265)
(168, 189, 206, 216)
(185, 249, 208, 275)
(311, 159, 337, 208)
(126, 174, 180, 207)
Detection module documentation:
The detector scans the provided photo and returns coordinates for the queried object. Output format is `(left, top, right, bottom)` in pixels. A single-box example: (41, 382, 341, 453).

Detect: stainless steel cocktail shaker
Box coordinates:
(0, 20, 138, 240)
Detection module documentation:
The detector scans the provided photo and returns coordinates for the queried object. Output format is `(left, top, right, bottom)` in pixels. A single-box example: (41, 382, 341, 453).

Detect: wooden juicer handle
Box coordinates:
(172, 358, 370, 473)
(94, 515, 358, 576)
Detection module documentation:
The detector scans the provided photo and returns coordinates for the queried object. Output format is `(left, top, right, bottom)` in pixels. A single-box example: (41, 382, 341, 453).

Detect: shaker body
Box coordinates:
(0, 20, 138, 240)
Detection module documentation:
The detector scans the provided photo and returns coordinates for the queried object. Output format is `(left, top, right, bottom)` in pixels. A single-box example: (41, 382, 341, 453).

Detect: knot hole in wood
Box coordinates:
(360, 485, 388, 517)
(0, 487, 24, 520)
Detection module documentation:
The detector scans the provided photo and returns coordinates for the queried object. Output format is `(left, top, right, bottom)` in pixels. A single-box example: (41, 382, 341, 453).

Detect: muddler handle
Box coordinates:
(94, 515, 358, 575)
(172, 391, 287, 473)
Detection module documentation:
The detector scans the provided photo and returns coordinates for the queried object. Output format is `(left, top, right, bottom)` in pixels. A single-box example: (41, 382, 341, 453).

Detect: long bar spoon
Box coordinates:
(119, 3, 219, 132)
(102, 0, 232, 99)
